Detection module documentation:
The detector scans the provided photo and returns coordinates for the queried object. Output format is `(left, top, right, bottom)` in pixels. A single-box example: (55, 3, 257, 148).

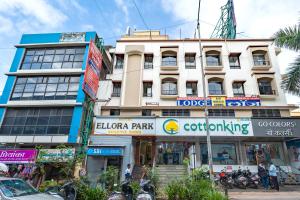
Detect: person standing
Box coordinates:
(258, 162, 269, 190)
(125, 164, 132, 180)
(269, 162, 279, 191)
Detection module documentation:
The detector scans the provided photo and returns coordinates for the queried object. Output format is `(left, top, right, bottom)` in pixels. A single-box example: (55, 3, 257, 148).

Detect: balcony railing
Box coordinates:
(111, 92, 120, 97)
(161, 90, 178, 95)
(161, 60, 177, 66)
(233, 93, 245, 97)
(259, 88, 276, 95)
(206, 61, 221, 66)
(254, 60, 270, 66)
(209, 90, 225, 95)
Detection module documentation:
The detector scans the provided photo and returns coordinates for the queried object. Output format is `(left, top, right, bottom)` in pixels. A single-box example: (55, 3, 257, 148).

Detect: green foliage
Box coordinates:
(274, 24, 300, 51)
(191, 167, 209, 181)
(98, 166, 119, 192)
(281, 56, 300, 96)
(130, 181, 141, 199)
(75, 180, 107, 200)
(148, 167, 159, 191)
(38, 180, 60, 192)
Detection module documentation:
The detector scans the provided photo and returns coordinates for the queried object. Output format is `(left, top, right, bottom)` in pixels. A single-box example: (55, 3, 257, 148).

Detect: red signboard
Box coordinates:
(83, 41, 103, 100)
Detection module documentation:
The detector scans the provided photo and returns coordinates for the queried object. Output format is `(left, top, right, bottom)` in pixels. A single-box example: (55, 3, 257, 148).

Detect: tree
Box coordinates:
(274, 24, 300, 96)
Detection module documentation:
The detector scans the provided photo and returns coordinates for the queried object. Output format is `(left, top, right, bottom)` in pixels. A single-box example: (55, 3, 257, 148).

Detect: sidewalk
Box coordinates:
(229, 186, 300, 200)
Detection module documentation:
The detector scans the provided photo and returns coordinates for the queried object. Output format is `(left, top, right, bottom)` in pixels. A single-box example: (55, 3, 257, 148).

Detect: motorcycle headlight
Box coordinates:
(136, 193, 152, 200)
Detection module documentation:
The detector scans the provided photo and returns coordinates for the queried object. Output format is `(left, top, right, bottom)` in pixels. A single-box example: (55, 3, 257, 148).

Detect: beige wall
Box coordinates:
(280, 110, 291, 117)
(190, 110, 205, 117)
(235, 110, 252, 117)
(120, 110, 141, 116)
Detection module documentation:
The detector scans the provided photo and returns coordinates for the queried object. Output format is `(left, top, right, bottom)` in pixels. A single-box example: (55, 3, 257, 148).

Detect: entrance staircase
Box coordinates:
(132, 165, 144, 181)
(156, 165, 187, 186)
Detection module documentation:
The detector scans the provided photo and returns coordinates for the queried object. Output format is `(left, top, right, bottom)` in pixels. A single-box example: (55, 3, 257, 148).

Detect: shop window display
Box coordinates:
(156, 142, 190, 165)
(245, 143, 284, 166)
(201, 144, 237, 165)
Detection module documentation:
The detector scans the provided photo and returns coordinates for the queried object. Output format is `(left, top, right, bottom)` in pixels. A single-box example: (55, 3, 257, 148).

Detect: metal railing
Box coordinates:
(161, 60, 177, 66)
(254, 60, 270, 66)
(161, 89, 178, 95)
(208, 90, 225, 95)
(259, 89, 276, 95)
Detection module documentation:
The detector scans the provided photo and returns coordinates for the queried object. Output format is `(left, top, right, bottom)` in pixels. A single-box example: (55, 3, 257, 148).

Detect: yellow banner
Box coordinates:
(211, 96, 226, 106)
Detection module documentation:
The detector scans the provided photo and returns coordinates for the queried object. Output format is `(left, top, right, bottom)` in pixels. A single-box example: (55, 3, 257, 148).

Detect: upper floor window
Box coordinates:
(161, 78, 177, 95)
(208, 109, 235, 117)
(162, 109, 190, 116)
(185, 53, 196, 69)
(208, 78, 224, 95)
(186, 81, 198, 96)
(144, 54, 153, 69)
(112, 82, 121, 97)
(110, 109, 120, 116)
(0, 107, 73, 135)
(258, 78, 275, 95)
(229, 54, 241, 69)
(11, 76, 80, 101)
(21, 47, 85, 70)
(142, 109, 152, 116)
(143, 82, 152, 97)
(115, 54, 124, 69)
(252, 50, 269, 66)
(206, 50, 221, 66)
(161, 51, 177, 66)
(252, 109, 281, 118)
(232, 82, 245, 97)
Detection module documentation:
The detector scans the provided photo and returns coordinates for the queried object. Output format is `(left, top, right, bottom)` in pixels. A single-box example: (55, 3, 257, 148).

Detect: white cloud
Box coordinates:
(0, 15, 13, 34)
(81, 24, 95, 31)
(114, 0, 129, 23)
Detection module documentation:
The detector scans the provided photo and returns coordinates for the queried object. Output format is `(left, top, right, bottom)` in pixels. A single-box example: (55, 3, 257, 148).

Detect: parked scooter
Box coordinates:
(242, 169, 259, 189)
(108, 180, 133, 200)
(231, 168, 248, 189)
(136, 179, 155, 200)
(45, 181, 77, 200)
(218, 170, 234, 189)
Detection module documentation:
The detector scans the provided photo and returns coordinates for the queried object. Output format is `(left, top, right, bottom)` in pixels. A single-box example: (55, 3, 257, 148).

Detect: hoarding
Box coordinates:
(0, 149, 37, 164)
(37, 149, 75, 163)
(82, 40, 103, 100)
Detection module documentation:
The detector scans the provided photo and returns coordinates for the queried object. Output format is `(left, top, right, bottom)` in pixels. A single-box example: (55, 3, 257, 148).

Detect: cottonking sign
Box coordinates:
(157, 118, 253, 136)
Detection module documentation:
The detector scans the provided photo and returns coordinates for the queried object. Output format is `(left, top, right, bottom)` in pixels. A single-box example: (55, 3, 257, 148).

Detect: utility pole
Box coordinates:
(197, 0, 214, 181)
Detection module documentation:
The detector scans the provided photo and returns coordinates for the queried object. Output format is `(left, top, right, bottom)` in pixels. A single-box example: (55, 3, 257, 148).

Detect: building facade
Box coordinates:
(89, 31, 300, 181)
(0, 32, 112, 180)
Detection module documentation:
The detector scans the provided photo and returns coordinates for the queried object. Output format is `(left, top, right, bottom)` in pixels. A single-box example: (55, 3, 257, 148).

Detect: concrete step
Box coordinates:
(156, 165, 187, 186)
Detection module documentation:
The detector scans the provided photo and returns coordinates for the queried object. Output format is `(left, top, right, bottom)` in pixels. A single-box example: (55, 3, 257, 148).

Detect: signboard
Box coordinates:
(37, 149, 75, 163)
(87, 148, 124, 156)
(82, 40, 103, 100)
(94, 117, 253, 136)
(177, 97, 260, 107)
(252, 119, 300, 137)
(156, 118, 253, 136)
(0, 150, 37, 164)
(94, 117, 155, 135)
(60, 32, 85, 43)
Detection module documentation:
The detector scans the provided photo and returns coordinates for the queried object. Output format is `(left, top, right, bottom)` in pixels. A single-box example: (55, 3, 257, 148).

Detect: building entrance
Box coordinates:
(134, 138, 155, 166)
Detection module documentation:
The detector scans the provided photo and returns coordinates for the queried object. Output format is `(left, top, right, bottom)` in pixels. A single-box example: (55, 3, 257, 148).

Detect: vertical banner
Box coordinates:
(82, 40, 103, 100)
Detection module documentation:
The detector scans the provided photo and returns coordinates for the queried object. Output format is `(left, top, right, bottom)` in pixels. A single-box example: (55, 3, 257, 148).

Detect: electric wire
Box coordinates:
(132, 0, 150, 30)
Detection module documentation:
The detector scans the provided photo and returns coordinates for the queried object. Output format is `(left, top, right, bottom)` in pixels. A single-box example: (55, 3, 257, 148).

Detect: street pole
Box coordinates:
(197, 0, 214, 181)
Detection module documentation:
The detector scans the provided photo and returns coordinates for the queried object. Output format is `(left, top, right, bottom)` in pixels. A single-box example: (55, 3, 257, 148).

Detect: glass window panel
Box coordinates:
(69, 55, 74, 62)
(35, 50, 44, 55)
(31, 63, 41, 69)
(10, 126, 23, 135)
(201, 144, 237, 165)
(11, 92, 22, 100)
(57, 83, 68, 91)
(37, 77, 43, 83)
(53, 54, 64, 62)
(62, 108, 73, 115)
(43, 55, 54, 62)
(16, 78, 27, 84)
(23, 126, 35, 134)
(64, 55, 70, 62)
(16, 109, 28, 116)
(45, 49, 55, 54)
(68, 83, 79, 91)
(38, 55, 44, 62)
(52, 62, 62, 69)
(24, 84, 35, 92)
(33, 92, 44, 100)
(55, 49, 65, 54)
(27, 77, 37, 83)
(70, 77, 80, 83)
(14, 84, 25, 92)
(49, 116, 61, 125)
(26, 50, 35, 55)
(62, 62, 73, 68)
(33, 56, 39, 62)
(60, 116, 72, 125)
(75, 48, 85, 54)
(66, 49, 75, 54)
(2, 117, 14, 125)
(46, 84, 57, 92)
(47, 126, 59, 134)
(44, 92, 55, 99)
(55, 92, 67, 99)
(27, 109, 39, 116)
(59, 126, 70, 134)
(48, 77, 59, 83)
(0, 126, 11, 135)
(35, 126, 47, 134)
(22, 93, 33, 99)
(6, 109, 17, 117)
(26, 117, 37, 125)
(21, 63, 31, 69)
(73, 62, 82, 68)
(24, 56, 33, 63)
(14, 117, 26, 125)
(35, 84, 46, 92)
(74, 54, 84, 62)
(66, 92, 77, 99)
(37, 116, 49, 125)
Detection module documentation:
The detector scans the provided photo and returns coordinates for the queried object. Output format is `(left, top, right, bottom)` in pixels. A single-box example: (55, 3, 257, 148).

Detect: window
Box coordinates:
(110, 109, 120, 116)
(112, 82, 121, 97)
(21, 47, 85, 70)
(11, 76, 80, 101)
(232, 82, 245, 97)
(252, 109, 281, 118)
(115, 54, 124, 69)
(0, 107, 73, 135)
(208, 109, 235, 117)
(208, 79, 224, 95)
(201, 144, 237, 165)
(162, 109, 190, 116)
(258, 79, 274, 95)
(144, 54, 153, 69)
(161, 52, 177, 66)
(142, 109, 152, 116)
(186, 82, 198, 96)
(143, 82, 152, 97)
(161, 78, 177, 95)
(229, 54, 240, 69)
(206, 51, 221, 66)
(245, 143, 284, 166)
(252, 51, 269, 66)
(185, 53, 196, 69)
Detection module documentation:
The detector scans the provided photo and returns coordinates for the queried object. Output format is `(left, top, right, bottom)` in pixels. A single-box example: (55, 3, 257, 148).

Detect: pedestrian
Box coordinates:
(269, 162, 279, 191)
(258, 162, 269, 190)
(125, 164, 132, 180)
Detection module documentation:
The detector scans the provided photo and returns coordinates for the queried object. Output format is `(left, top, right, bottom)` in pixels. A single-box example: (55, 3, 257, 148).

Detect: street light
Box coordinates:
(197, 0, 214, 181)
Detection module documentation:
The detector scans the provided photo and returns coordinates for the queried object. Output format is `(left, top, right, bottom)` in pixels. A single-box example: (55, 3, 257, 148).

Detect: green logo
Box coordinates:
(163, 119, 179, 135)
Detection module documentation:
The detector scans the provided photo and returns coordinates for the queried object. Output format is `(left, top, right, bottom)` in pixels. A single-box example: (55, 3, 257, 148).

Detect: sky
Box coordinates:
(0, 0, 299, 105)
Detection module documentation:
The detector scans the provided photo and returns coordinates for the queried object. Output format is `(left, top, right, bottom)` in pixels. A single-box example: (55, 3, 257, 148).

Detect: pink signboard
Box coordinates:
(0, 150, 37, 163)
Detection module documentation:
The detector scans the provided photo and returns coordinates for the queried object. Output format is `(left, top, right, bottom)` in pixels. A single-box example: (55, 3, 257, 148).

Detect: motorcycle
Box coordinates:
(108, 180, 133, 200)
(136, 179, 155, 200)
(231, 168, 247, 189)
(45, 181, 77, 200)
(218, 170, 233, 189)
(242, 169, 259, 189)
